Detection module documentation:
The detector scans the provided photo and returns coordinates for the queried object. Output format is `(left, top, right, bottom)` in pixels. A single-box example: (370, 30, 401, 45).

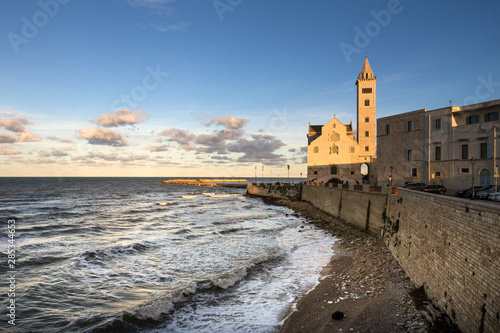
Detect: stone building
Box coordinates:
(376, 109, 427, 186)
(377, 100, 500, 190)
(307, 57, 377, 184)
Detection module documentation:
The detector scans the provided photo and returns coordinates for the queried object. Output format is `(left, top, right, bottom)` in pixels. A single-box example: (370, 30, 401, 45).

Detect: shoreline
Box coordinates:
(256, 196, 447, 333)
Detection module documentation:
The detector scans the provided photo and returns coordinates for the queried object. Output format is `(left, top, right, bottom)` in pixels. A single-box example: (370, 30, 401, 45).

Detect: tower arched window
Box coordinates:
(331, 166, 338, 175)
(313, 146, 319, 153)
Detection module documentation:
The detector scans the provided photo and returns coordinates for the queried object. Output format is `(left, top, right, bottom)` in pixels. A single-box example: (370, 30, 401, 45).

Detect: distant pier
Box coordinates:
(162, 179, 248, 188)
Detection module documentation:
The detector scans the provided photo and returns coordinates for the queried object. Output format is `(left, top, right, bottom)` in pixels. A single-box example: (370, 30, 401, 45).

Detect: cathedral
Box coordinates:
(307, 57, 377, 184)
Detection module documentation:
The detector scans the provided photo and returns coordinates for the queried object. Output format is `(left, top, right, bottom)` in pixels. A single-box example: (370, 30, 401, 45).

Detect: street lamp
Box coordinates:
(254, 165, 257, 184)
(390, 166, 393, 187)
(471, 157, 476, 199)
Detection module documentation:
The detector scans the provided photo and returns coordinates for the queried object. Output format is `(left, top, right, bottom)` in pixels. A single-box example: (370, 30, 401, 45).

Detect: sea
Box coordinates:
(0, 177, 337, 333)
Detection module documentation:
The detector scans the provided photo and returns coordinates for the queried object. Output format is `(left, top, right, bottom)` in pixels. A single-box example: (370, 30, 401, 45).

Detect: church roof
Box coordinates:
(309, 125, 322, 134)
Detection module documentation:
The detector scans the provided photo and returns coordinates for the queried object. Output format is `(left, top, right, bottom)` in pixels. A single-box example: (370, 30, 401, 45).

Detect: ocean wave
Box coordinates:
(21, 254, 69, 267)
(157, 201, 175, 206)
(57, 205, 76, 210)
(80, 241, 152, 261)
(210, 266, 249, 289)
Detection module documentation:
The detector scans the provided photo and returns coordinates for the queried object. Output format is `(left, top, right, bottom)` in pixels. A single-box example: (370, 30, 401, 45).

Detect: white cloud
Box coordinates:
(46, 136, 74, 143)
(77, 128, 128, 147)
(205, 115, 249, 129)
(17, 130, 41, 142)
(91, 109, 150, 127)
(0, 132, 18, 143)
(160, 128, 196, 145)
(0, 117, 29, 133)
(226, 134, 287, 165)
(0, 147, 21, 155)
(145, 144, 169, 152)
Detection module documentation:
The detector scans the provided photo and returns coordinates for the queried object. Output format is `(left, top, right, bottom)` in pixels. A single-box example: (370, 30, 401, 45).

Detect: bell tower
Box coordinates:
(356, 57, 377, 157)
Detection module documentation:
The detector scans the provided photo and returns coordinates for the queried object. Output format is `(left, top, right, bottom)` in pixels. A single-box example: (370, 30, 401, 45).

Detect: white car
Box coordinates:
(489, 191, 500, 202)
(477, 186, 500, 199)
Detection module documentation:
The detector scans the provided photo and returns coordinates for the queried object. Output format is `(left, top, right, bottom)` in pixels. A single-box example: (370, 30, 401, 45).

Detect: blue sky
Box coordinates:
(1, 0, 499, 177)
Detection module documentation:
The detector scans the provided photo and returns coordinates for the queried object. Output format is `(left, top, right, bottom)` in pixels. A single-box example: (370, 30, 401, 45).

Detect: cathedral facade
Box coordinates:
(307, 57, 377, 184)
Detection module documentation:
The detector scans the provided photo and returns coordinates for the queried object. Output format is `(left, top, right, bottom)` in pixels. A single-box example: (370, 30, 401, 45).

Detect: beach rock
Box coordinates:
(332, 311, 344, 320)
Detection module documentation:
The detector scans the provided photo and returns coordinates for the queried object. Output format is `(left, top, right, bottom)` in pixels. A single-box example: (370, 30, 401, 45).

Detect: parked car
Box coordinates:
(422, 185, 447, 194)
(476, 186, 500, 200)
(466, 185, 494, 199)
(455, 186, 482, 198)
(488, 191, 500, 202)
(402, 183, 427, 191)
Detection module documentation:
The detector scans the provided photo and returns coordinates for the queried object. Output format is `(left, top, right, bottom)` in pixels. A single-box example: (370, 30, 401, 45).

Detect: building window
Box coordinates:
(435, 146, 441, 161)
(466, 115, 480, 124)
(461, 144, 468, 160)
(435, 172, 441, 177)
(485, 112, 499, 122)
(362, 88, 372, 93)
(365, 131, 369, 137)
(331, 145, 339, 154)
(411, 168, 417, 177)
(349, 146, 355, 153)
(313, 146, 319, 153)
(351, 171, 355, 175)
(313, 170, 318, 175)
(386, 124, 390, 135)
(365, 117, 370, 122)
(331, 166, 338, 175)
(365, 146, 369, 152)
(364, 99, 370, 106)
(434, 119, 441, 130)
(407, 121, 413, 132)
(460, 168, 469, 174)
(480, 142, 488, 159)
(407, 149, 412, 161)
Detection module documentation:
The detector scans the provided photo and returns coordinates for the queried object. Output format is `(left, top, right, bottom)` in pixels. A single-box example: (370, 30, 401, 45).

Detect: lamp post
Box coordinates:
(390, 166, 393, 187)
(287, 165, 290, 182)
(471, 157, 476, 199)
(495, 158, 499, 194)
(254, 165, 257, 184)
(262, 166, 264, 183)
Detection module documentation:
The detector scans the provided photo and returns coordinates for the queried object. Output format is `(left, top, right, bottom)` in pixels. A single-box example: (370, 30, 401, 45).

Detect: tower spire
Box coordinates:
(359, 57, 374, 80)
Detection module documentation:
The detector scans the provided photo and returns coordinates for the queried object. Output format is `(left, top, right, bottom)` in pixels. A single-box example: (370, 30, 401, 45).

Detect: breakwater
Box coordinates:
(247, 183, 500, 333)
(162, 179, 248, 188)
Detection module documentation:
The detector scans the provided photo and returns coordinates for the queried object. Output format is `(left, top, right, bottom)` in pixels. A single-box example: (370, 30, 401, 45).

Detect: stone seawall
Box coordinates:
(247, 183, 500, 333)
(301, 185, 387, 236)
(383, 189, 500, 333)
(246, 183, 302, 200)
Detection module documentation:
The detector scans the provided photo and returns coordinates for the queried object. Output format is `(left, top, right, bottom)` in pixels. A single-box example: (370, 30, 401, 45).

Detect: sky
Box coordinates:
(1, 0, 500, 177)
